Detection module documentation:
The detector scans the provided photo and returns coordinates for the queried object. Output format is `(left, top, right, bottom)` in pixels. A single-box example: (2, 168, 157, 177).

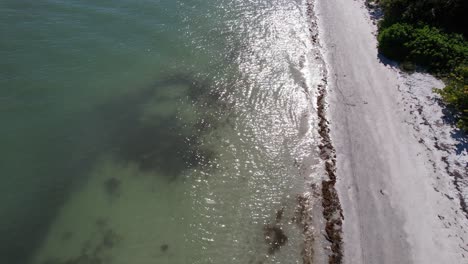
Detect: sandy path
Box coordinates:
(315, 0, 468, 263)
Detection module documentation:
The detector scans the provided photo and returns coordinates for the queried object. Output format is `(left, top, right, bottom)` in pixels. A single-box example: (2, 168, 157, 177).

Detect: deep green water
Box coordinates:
(0, 0, 324, 263)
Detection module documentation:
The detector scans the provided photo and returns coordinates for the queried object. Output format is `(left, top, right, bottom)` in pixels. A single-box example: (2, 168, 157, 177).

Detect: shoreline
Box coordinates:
(302, 1, 345, 263)
(315, 0, 468, 263)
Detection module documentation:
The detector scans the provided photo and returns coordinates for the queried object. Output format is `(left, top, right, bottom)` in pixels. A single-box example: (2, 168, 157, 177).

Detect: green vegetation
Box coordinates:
(377, 0, 467, 36)
(371, 0, 468, 130)
(378, 23, 467, 72)
(434, 66, 468, 131)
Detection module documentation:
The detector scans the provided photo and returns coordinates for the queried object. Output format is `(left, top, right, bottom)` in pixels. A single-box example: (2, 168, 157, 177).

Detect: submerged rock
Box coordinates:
(104, 177, 121, 197)
(264, 225, 288, 255)
(160, 244, 169, 252)
(275, 207, 284, 222)
(101, 229, 119, 249)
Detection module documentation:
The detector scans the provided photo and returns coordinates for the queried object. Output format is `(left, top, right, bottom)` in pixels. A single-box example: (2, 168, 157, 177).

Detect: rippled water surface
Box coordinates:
(0, 0, 325, 263)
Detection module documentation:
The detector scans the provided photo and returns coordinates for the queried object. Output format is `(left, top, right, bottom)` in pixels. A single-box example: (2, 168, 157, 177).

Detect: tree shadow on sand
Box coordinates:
(440, 105, 468, 155)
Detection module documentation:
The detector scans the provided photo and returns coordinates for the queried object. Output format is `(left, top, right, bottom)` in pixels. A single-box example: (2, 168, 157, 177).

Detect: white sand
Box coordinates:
(315, 0, 468, 263)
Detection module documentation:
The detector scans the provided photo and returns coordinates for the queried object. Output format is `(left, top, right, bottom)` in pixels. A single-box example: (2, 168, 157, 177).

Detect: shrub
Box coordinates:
(408, 27, 468, 71)
(379, 0, 468, 37)
(434, 65, 468, 131)
(378, 23, 468, 72)
(377, 23, 414, 61)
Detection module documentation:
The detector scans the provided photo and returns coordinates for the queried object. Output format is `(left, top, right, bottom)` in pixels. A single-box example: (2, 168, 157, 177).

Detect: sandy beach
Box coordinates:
(315, 0, 468, 263)
(2, 0, 467, 263)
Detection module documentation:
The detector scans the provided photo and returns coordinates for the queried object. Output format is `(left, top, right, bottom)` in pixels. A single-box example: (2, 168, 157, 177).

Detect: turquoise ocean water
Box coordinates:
(0, 0, 325, 263)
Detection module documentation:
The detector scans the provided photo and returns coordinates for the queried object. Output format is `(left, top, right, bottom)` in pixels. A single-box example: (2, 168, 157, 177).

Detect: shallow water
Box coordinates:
(0, 0, 324, 263)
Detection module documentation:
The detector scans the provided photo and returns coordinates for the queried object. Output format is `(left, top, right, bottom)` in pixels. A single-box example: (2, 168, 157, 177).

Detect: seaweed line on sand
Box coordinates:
(317, 80, 344, 264)
(307, 0, 344, 263)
